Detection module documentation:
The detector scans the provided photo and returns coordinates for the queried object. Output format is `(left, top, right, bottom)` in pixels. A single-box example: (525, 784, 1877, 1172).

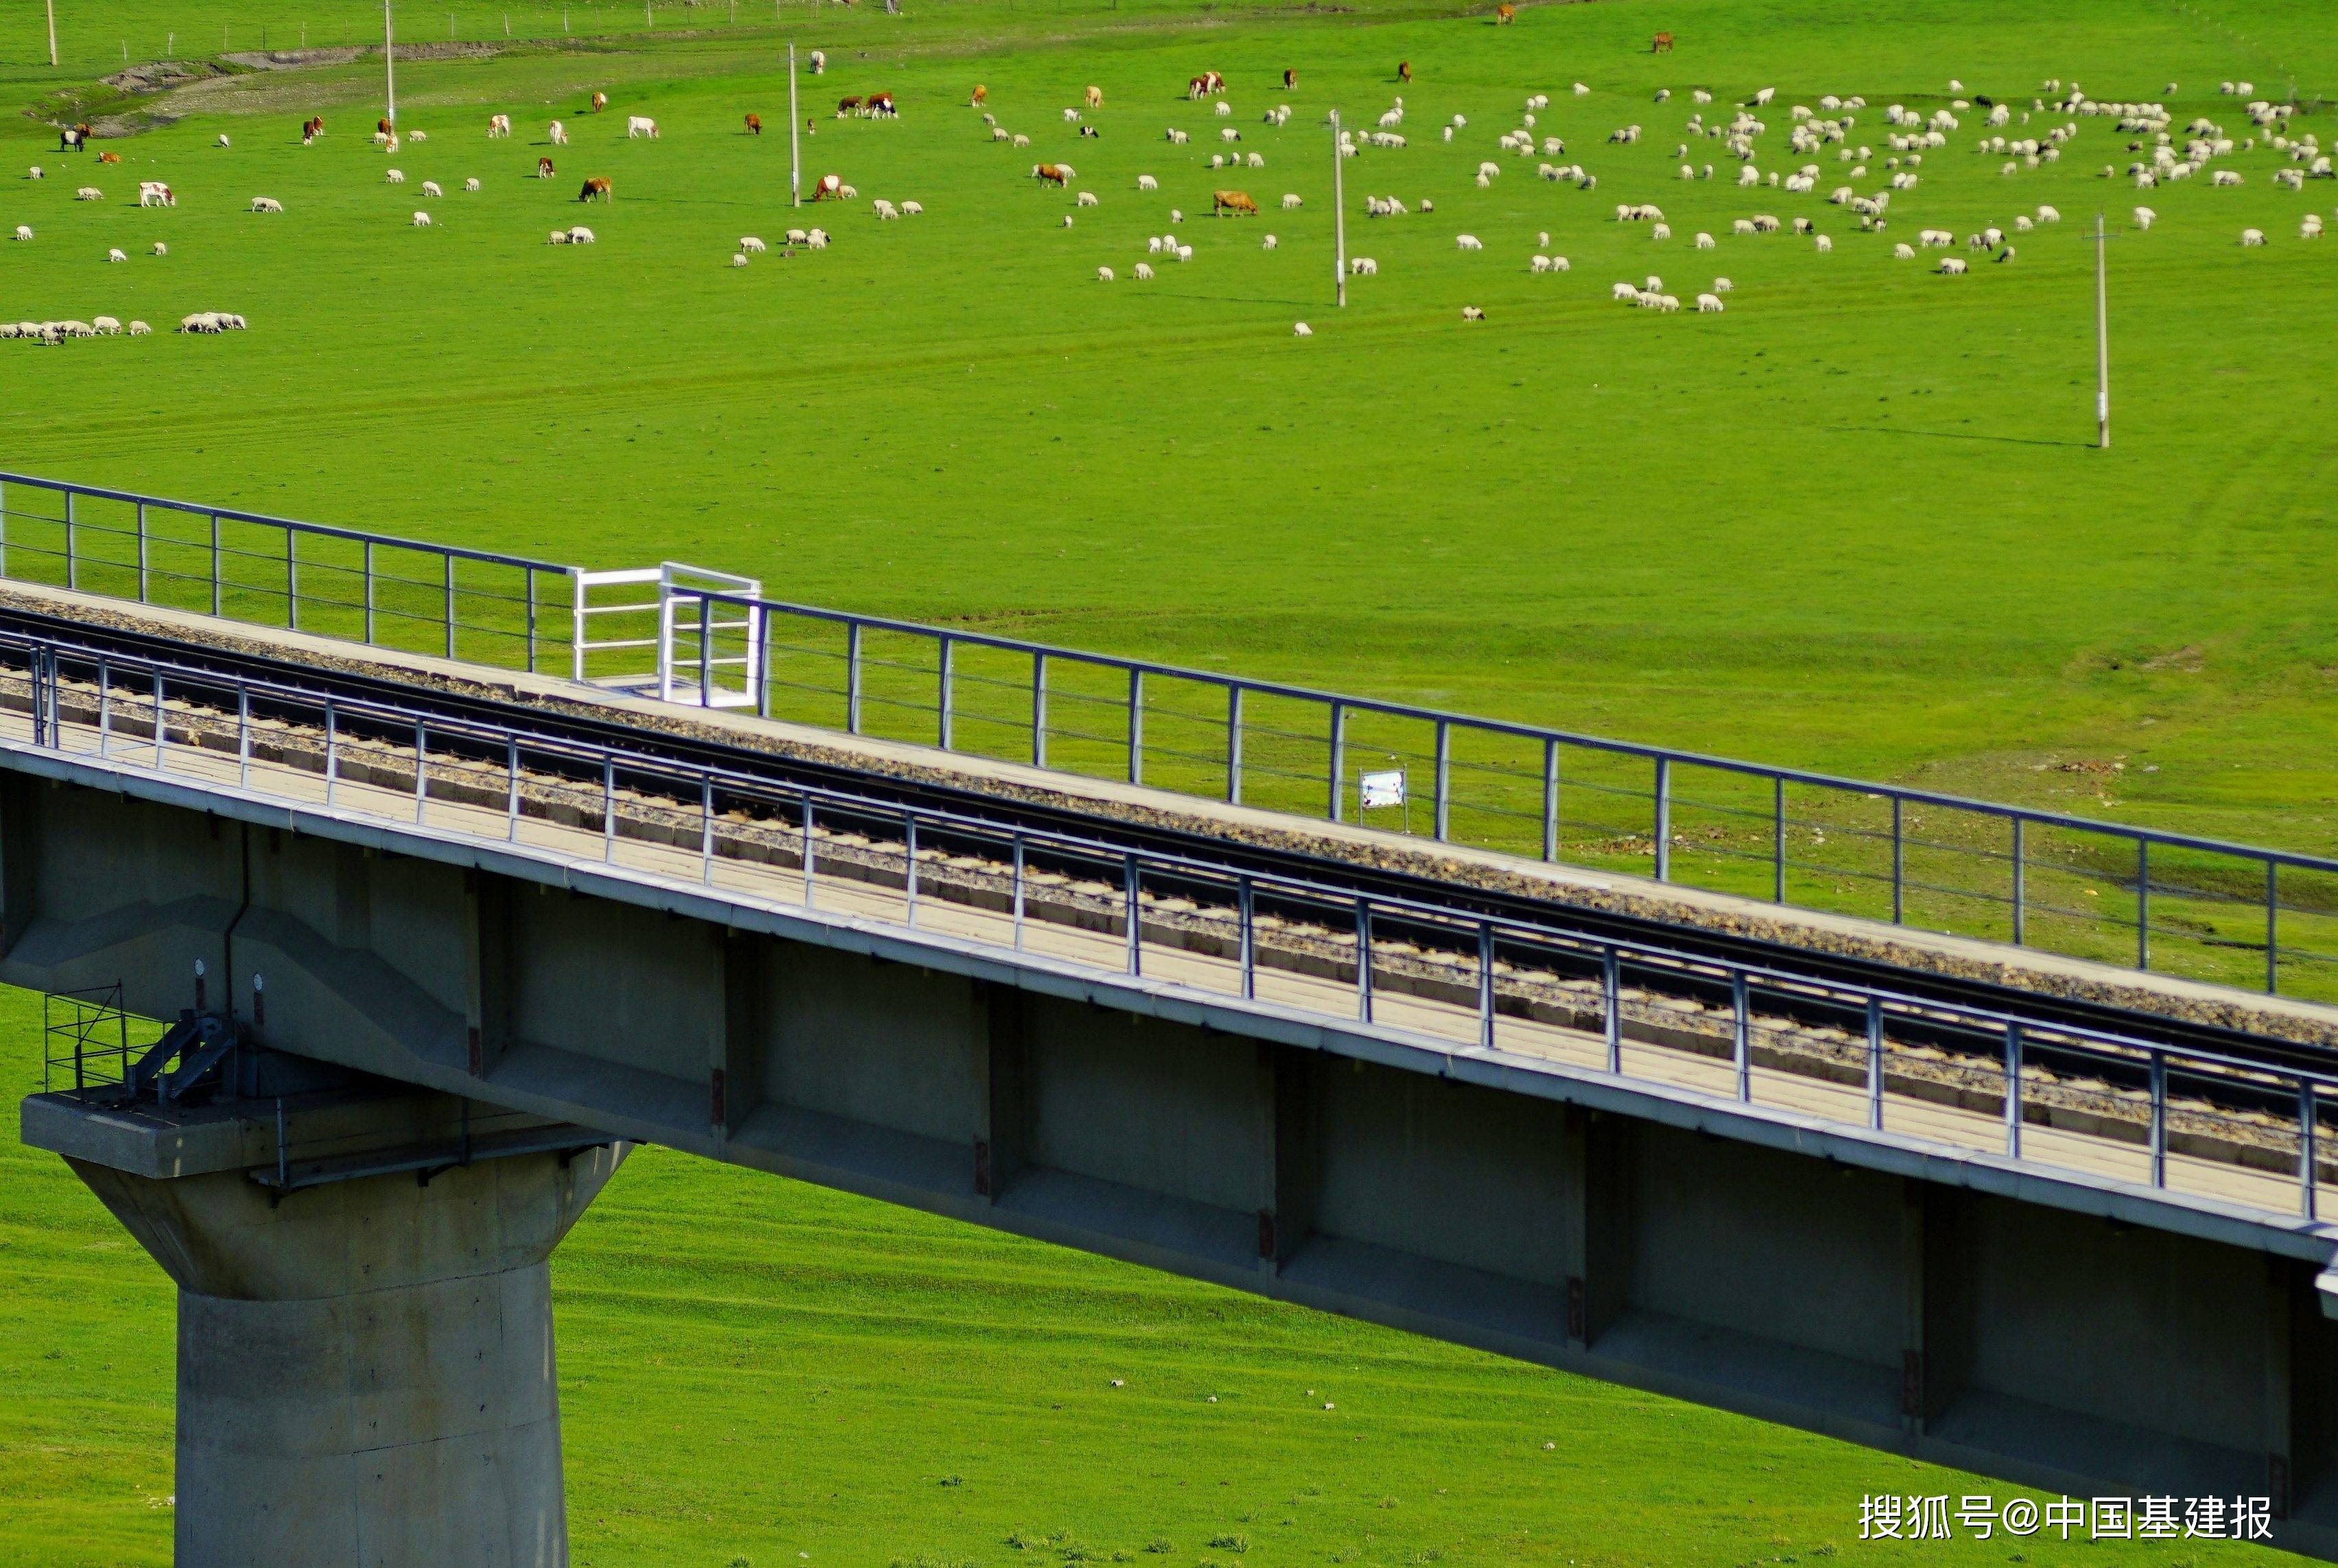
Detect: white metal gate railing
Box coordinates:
(571, 562, 763, 709)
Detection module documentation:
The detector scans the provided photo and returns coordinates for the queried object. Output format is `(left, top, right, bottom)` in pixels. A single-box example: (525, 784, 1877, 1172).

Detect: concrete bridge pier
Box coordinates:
(23, 1080, 623, 1568)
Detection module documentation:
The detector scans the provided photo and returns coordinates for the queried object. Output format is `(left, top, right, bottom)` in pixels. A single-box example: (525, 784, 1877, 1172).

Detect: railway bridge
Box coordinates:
(6, 475, 2338, 1563)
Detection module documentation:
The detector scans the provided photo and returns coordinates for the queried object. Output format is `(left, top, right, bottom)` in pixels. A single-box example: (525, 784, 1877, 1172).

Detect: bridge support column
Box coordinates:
(23, 1082, 623, 1568)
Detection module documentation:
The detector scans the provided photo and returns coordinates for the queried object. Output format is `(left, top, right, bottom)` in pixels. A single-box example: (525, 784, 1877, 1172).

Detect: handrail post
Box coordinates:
(1603, 948, 1622, 1072)
(525, 568, 539, 674)
(802, 798, 816, 907)
(2302, 1080, 2319, 1220)
(1732, 971, 1750, 1101)
(1478, 924, 1496, 1050)
(1865, 996, 1884, 1129)
(1124, 854, 1140, 975)
(1653, 756, 1671, 881)
(2268, 860, 2281, 995)
(135, 502, 149, 602)
(153, 669, 167, 771)
(1433, 720, 1451, 841)
(1356, 900, 1373, 1023)
(96, 657, 110, 758)
(1126, 667, 1144, 785)
(442, 551, 458, 658)
(1227, 685, 1244, 805)
(601, 755, 615, 860)
(846, 621, 863, 734)
(2003, 1022, 2022, 1159)
(1011, 832, 1025, 949)
(1032, 652, 1048, 768)
(936, 634, 954, 750)
(209, 513, 222, 616)
(237, 685, 252, 789)
(1772, 774, 1786, 902)
(323, 701, 338, 806)
(1542, 737, 1559, 862)
(506, 737, 519, 840)
(700, 776, 716, 885)
(2011, 816, 2026, 946)
(413, 720, 427, 824)
(1329, 701, 1346, 822)
(905, 817, 919, 926)
(287, 529, 300, 631)
(2149, 1050, 2167, 1187)
(1238, 877, 1255, 999)
(363, 540, 377, 645)
(2136, 838, 2150, 971)
(64, 488, 75, 591)
(1891, 795, 1904, 924)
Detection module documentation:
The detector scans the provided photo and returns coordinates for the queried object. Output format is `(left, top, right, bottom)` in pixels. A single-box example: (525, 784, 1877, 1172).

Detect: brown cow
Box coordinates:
(810, 173, 842, 200)
(837, 95, 864, 118)
(1398, 60, 1413, 84)
(1651, 29, 1675, 51)
(377, 117, 393, 136)
(1212, 189, 1257, 215)
(579, 176, 613, 202)
(590, 91, 609, 112)
(97, 150, 120, 164)
(971, 84, 988, 106)
(866, 91, 897, 117)
(1186, 71, 1225, 100)
(745, 112, 763, 134)
(1494, 3, 1515, 22)
(537, 156, 556, 178)
(1283, 69, 1297, 90)
(303, 116, 324, 141)
(1032, 163, 1072, 187)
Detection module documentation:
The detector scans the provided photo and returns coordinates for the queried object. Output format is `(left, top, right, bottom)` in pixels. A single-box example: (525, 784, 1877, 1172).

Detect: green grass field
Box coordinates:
(1, 2, 2336, 1561)
(0, 996, 2302, 1568)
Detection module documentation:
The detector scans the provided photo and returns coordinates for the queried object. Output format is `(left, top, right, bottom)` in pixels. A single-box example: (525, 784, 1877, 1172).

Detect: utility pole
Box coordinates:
(788, 43, 802, 206)
(1330, 110, 1347, 307)
(383, 0, 397, 129)
(2092, 211, 2110, 449)
(46, 0, 58, 67)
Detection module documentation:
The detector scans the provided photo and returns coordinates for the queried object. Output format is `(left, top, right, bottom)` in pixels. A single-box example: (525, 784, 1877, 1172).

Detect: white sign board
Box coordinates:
(1359, 770, 1406, 811)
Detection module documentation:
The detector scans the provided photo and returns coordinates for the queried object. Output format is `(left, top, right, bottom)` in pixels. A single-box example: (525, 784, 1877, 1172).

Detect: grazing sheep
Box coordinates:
(1282, 193, 1301, 209)
(2132, 206, 2156, 230)
(731, 252, 749, 267)
(1548, 255, 1570, 271)
(1695, 293, 1725, 312)
(1247, 153, 1264, 168)
(2212, 169, 2241, 186)
(1939, 256, 1968, 273)
(464, 178, 482, 193)
(106, 247, 126, 263)
(547, 228, 571, 244)
(785, 228, 809, 244)
(1349, 256, 1378, 274)
(1170, 209, 1183, 223)
(1133, 263, 1155, 279)
(1013, 134, 1031, 148)
(1455, 234, 1483, 250)
(626, 116, 659, 139)
(874, 198, 900, 218)
(1814, 233, 1832, 252)
(1461, 306, 1485, 321)
(408, 130, 427, 143)
(807, 228, 829, 248)
(550, 121, 568, 145)
(1176, 244, 1193, 261)
(75, 186, 102, 202)
(1292, 322, 1312, 336)
(1732, 218, 1756, 236)
(1262, 234, 1277, 249)
(901, 201, 923, 215)
(11, 226, 29, 242)
(412, 211, 433, 226)
(2035, 204, 2060, 222)
(1062, 215, 1074, 228)
(1652, 223, 1672, 240)
(422, 180, 444, 198)
(128, 320, 150, 335)
(152, 241, 167, 256)
(2241, 227, 2265, 246)
(1097, 265, 1115, 281)
(1694, 232, 1716, 250)
(26, 166, 39, 179)
(217, 134, 231, 147)
(387, 169, 405, 184)
(1076, 191, 1099, 207)
(1166, 128, 1189, 144)
(741, 236, 768, 252)
(569, 225, 595, 243)
(1712, 276, 1732, 292)
(1139, 175, 1159, 191)
(1893, 241, 1916, 258)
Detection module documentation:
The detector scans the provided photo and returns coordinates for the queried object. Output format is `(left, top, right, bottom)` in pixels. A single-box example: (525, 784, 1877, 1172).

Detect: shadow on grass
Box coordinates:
(1832, 425, 2095, 449)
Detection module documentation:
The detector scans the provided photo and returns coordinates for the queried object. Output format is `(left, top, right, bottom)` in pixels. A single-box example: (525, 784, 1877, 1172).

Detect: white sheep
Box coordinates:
(250, 196, 284, 213)
(2240, 227, 2265, 246)
(412, 209, 434, 226)
(387, 169, 405, 184)
(1247, 153, 1264, 169)
(128, 320, 150, 335)
(1548, 255, 1570, 271)
(104, 246, 126, 263)
(2212, 169, 2241, 186)
(547, 228, 571, 244)
(1461, 306, 1485, 321)
(1170, 209, 1183, 224)
(1220, 127, 1240, 143)
(1652, 223, 1672, 240)
(731, 252, 749, 267)
(407, 130, 427, 143)
(550, 121, 567, 145)
(464, 178, 482, 193)
(1076, 191, 1098, 207)
(1261, 234, 1277, 250)
(1282, 193, 1301, 209)
(1133, 262, 1154, 279)
(1694, 232, 1715, 250)
(26, 166, 39, 179)
(741, 236, 768, 253)
(569, 225, 596, 243)
(1695, 293, 1725, 312)
(805, 228, 827, 247)
(1712, 276, 1733, 292)
(874, 198, 900, 218)
(2132, 206, 2156, 230)
(13, 223, 33, 241)
(1893, 241, 1916, 259)
(2303, 215, 2324, 239)
(627, 116, 659, 139)
(1349, 256, 1378, 275)
(901, 201, 923, 216)
(1292, 322, 1312, 336)
(152, 241, 167, 256)
(1815, 233, 1832, 252)
(421, 180, 444, 198)
(1176, 244, 1193, 261)
(217, 133, 231, 147)
(1939, 256, 1968, 273)
(1139, 175, 1159, 191)
(1455, 234, 1483, 250)
(1097, 265, 1115, 281)
(2035, 204, 2060, 222)
(75, 186, 102, 202)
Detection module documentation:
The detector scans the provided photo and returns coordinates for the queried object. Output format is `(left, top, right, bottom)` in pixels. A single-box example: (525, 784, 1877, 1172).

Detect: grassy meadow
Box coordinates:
(0, 995, 2302, 1568)
(1, 3, 2337, 1563)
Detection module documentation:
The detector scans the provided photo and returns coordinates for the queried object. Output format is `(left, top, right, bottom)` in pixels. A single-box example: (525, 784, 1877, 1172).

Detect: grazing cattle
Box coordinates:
(579, 176, 613, 202)
(837, 96, 864, 118)
(97, 151, 120, 165)
(59, 126, 83, 152)
(1032, 163, 1072, 187)
(807, 51, 825, 75)
(1086, 86, 1104, 109)
(304, 116, 325, 141)
(590, 92, 609, 112)
(1187, 71, 1225, 100)
(1494, 3, 1515, 21)
(1653, 30, 1675, 51)
(137, 181, 173, 206)
(1398, 61, 1413, 84)
(1213, 189, 1258, 215)
(745, 113, 763, 135)
(538, 156, 557, 178)
(866, 93, 897, 118)
(1284, 69, 1297, 90)
(971, 85, 988, 106)
(626, 116, 659, 139)
(378, 117, 394, 136)
(550, 121, 569, 145)
(489, 114, 512, 137)
(810, 173, 843, 200)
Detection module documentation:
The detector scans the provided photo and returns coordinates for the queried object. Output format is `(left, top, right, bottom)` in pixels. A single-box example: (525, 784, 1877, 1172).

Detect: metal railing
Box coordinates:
(42, 982, 131, 1093)
(7, 626, 2337, 1222)
(662, 588, 2338, 1006)
(8, 471, 2338, 1006)
(0, 473, 572, 675)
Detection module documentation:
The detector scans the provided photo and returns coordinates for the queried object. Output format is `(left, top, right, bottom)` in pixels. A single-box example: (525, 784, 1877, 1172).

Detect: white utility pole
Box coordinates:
(2092, 211, 2110, 449)
(46, 0, 59, 66)
(1330, 110, 1347, 307)
(383, 0, 398, 128)
(788, 43, 802, 206)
